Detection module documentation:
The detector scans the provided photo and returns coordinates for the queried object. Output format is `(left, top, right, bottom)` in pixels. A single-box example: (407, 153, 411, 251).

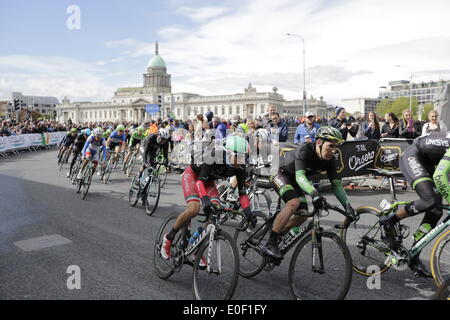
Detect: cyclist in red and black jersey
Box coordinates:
(160, 135, 256, 263)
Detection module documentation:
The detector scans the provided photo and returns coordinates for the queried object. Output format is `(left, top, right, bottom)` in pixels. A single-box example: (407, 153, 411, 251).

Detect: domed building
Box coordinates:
(56, 42, 327, 124)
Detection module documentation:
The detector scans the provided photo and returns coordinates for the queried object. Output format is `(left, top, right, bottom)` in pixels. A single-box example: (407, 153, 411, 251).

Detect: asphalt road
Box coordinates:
(0, 148, 441, 300)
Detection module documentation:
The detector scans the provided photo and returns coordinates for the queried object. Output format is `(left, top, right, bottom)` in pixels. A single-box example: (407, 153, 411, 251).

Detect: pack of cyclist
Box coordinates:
(55, 117, 450, 298)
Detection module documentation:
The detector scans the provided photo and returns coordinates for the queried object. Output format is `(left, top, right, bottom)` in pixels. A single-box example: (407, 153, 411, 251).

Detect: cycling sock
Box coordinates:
(167, 228, 177, 241)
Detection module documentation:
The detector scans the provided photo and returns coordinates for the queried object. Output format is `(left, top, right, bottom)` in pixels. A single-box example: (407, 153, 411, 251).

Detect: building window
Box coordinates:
(236, 106, 240, 114)
(114, 111, 117, 118)
(261, 105, 265, 114)
(90, 111, 92, 118)
(177, 108, 180, 117)
(229, 106, 232, 114)
(222, 107, 225, 115)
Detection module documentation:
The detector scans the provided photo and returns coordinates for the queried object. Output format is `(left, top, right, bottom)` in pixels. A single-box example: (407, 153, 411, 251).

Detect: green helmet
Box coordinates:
(316, 126, 344, 145)
(137, 126, 145, 133)
(116, 124, 125, 131)
(224, 135, 249, 154)
(70, 128, 77, 133)
(106, 129, 112, 135)
(238, 123, 249, 133)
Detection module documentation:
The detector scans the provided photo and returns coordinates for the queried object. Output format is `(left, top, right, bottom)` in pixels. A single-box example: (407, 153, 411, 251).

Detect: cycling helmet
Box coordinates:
(158, 127, 171, 140)
(116, 124, 125, 131)
(224, 135, 249, 155)
(85, 129, 92, 136)
(316, 126, 344, 145)
(106, 129, 112, 135)
(137, 126, 145, 133)
(70, 128, 77, 133)
(93, 127, 104, 136)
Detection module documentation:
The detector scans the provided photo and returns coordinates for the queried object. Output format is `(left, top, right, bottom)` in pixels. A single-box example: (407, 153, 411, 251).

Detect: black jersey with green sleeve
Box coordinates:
(412, 132, 450, 165)
(279, 142, 348, 206)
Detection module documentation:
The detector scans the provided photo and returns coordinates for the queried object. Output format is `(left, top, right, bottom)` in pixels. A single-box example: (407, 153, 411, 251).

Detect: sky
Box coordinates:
(1, 0, 450, 105)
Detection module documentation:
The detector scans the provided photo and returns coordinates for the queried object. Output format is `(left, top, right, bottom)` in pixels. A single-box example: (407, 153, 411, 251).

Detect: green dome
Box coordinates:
(147, 54, 166, 69)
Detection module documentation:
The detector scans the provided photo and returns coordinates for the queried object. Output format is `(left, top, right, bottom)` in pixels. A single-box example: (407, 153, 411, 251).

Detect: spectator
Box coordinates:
(294, 111, 321, 143)
(211, 117, 227, 142)
(362, 111, 381, 140)
(328, 106, 359, 140)
(260, 105, 276, 129)
(381, 112, 400, 138)
(246, 119, 257, 136)
(270, 112, 288, 142)
(421, 110, 448, 135)
(399, 109, 421, 139)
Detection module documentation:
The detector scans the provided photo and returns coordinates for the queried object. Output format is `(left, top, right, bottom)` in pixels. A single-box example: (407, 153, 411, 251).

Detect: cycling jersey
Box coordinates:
(272, 142, 348, 207)
(63, 132, 77, 147)
(82, 136, 107, 162)
(142, 134, 169, 164)
(109, 131, 127, 144)
(73, 133, 87, 150)
(400, 132, 450, 204)
(129, 131, 146, 147)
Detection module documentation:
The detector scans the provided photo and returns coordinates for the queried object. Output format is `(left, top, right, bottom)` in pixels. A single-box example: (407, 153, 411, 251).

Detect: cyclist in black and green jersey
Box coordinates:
(124, 126, 146, 166)
(262, 126, 356, 260)
(380, 131, 450, 276)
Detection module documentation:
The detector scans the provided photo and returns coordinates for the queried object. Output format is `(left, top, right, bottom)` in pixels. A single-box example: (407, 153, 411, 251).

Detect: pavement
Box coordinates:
(0, 148, 442, 300)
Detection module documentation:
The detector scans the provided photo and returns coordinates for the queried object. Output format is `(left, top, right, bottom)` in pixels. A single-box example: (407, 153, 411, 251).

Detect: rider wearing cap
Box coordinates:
(159, 135, 256, 262)
(261, 126, 356, 260)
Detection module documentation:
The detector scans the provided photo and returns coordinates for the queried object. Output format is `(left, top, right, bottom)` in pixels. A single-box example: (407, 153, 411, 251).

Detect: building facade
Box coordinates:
(379, 80, 450, 105)
(57, 43, 327, 124)
(340, 97, 381, 115)
(3, 92, 60, 120)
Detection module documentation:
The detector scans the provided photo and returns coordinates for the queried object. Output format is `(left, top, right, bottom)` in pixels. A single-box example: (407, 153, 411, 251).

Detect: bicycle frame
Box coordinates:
(410, 206, 450, 259)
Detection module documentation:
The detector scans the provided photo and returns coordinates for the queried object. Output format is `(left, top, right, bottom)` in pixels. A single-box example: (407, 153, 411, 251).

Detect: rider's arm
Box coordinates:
(294, 146, 319, 196)
(143, 136, 151, 163)
(162, 142, 169, 164)
(433, 148, 450, 204)
(326, 160, 350, 208)
(195, 165, 214, 200)
(82, 136, 91, 156)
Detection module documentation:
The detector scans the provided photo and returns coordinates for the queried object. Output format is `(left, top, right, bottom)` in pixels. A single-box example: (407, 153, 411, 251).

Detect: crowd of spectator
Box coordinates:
(0, 120, 69, 137)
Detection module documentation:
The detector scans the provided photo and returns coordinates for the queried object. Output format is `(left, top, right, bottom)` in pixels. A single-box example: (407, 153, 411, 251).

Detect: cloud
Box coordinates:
(177, 6, 231, 22)
(0, 55, 115, 102)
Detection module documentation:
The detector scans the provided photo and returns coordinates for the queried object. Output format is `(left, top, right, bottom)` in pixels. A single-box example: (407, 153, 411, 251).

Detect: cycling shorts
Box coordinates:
(181, 165, 220, 205)
(270, 169, 308, 211)
(130, 139, 141, 148)
(109, 142, 121, 150)
(400, 144, 435, 189)
(85, 149, 100, 162)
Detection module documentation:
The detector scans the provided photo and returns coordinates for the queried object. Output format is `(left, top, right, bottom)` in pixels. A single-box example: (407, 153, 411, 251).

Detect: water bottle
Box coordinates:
(289, 226, 300, 237)
(189, 227, 204, 244)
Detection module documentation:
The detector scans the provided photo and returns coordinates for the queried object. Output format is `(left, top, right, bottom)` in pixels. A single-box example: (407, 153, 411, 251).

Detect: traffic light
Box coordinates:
(157, 94, 162, 107)
(13, 99, 20, 111)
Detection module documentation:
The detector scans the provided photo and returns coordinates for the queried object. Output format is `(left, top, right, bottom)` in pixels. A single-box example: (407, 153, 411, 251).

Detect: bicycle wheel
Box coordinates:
(154, 213, 183, 279)
(340, 206, 391, 277)
(103, 160, 113, 184)
(70, 160, 80, 185)
(233, 211, 270, 278)
(145, 175, 161, 216)
(128, 175, 140, 207)
(432, 278, 450, 300)
(158, 165, 167, 188)
(59, 150, 67, 171)
(81, 167, 93, 200)
(289, 231, 353, 300)
(431, 228, 450, 287)
(126, 154, 136, 177)
(192, 229, 239, 300)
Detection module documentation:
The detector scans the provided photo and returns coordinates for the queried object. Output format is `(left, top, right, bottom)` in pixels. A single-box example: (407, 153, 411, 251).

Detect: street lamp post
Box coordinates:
(396, 65, 413, 112)
(287, 33, 306, 116)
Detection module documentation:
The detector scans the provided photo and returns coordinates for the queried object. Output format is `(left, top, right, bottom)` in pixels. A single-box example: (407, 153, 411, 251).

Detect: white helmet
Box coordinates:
(158, 128, 171, 140)
(93, 127, 104, 136)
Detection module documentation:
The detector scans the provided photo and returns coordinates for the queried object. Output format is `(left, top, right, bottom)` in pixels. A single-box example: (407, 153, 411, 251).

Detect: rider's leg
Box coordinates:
(281, 196, 309, 233)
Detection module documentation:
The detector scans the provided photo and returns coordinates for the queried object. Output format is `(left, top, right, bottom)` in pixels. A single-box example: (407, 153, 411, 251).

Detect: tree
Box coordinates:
(375, 97, 419, 118)
(420, 103, 434, 120)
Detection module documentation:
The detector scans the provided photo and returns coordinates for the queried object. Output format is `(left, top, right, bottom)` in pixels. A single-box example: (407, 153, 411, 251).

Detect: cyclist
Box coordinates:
(76, 128, 107, 180)
(67, 128, 91, 178)
(380, 131, 450, 277)
(136, 127, 171, 184)
(58, 128, 78, 163)
(124, 126, 146, 167)
(261, 126, 356, 260)
(106, 125, 127, 163)
(160, 135, 256, 264)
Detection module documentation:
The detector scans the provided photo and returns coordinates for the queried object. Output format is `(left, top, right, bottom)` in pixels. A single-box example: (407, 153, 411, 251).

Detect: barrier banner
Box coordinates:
(0, 132, 67, 153)
(374, 138, 414, 171)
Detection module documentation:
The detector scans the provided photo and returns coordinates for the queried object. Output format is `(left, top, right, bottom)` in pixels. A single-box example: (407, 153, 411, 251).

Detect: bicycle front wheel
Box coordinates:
(127, 155, 136, 177)
(128, 175, 140, 207)
(431, 228, 450, 287)
(340, 206, 391, 276)
(432, 278, 450, 300)
(81, 167, 93, 200)
(154, 213, 182, 279)
(158, 165, 167, 188)
(289, 231, 352, 300)
(145, 175, 161, 216)
(192, 229, 239, 300)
